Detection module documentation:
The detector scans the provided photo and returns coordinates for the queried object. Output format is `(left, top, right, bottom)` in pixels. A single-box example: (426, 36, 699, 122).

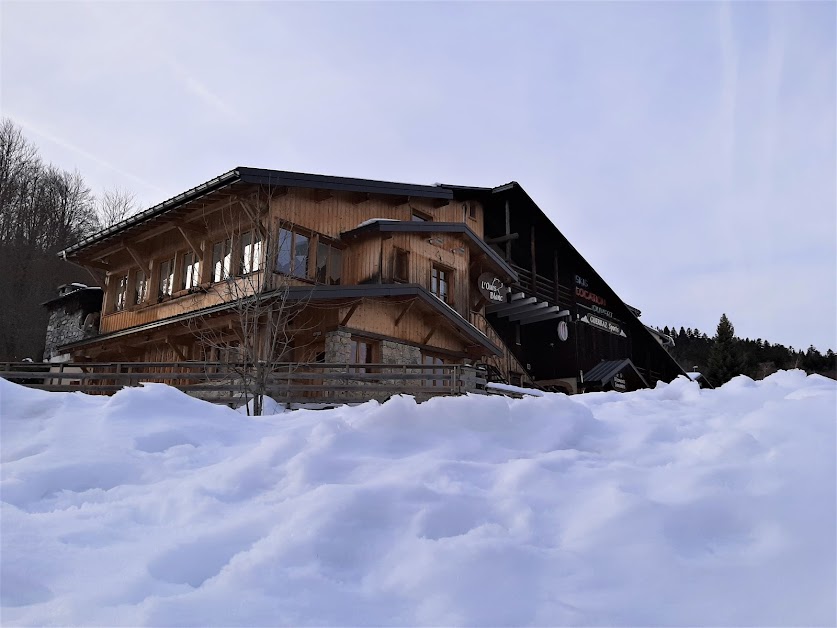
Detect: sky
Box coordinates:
(2, 1, 835, 352)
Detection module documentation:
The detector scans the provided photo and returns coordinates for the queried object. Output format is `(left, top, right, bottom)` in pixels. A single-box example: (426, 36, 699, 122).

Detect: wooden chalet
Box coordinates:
(54, 167, 685, 393)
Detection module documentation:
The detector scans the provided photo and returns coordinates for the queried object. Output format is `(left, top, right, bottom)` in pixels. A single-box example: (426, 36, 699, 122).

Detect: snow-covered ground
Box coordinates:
(1, 371, 835, 626)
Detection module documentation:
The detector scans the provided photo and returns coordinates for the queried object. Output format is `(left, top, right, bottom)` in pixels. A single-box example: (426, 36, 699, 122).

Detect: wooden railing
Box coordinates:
(0, 361, 488, 407)
(509, 263, 573, 306)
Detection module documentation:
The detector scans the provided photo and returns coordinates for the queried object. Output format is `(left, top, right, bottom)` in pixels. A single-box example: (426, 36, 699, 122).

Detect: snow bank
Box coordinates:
(1, 372, 834, 626)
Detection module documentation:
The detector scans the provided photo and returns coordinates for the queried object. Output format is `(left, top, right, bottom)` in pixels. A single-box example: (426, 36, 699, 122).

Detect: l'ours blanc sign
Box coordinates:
(477, 273, 510, 303)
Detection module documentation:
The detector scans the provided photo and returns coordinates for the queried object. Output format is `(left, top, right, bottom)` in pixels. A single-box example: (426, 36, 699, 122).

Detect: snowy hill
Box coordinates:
(1, 372, 835, 626)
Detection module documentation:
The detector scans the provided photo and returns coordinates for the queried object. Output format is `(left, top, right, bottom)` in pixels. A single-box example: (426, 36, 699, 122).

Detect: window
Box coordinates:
(114, 274, 128, 312)
(181, 252, 200, 290)
(411, 210, 431, 222)
(159, 258, 175, 298)
(276, 227, 310, 279)
(431, 264, 450, 303)
(422, 354, 446, 387)
(134, 270, 148, 305)
(348, 338, 375, 373)
(240, 230, 262, 275)
(393, 248, 409, 282)
(211, 238, 232, 283)
(316, 241, 343, 285)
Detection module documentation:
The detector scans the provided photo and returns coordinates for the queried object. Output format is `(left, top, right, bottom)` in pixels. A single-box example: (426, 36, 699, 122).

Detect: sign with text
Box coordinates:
(612, 373, 627, 391)
(580, 313, 627, 337)
(477, 273, 510, 303)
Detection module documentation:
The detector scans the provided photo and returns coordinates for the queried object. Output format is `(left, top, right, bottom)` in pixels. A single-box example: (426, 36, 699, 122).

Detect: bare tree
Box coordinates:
(97, 186, 138, 228)
(0, 118, 99, 360)
(183, 190, 315, 415)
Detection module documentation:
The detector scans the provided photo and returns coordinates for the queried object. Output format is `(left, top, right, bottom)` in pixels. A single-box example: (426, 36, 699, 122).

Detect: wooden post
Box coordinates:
(553, 250, 560, 305)
(504, 199, 511, 261)
(530, 225, 537, 292)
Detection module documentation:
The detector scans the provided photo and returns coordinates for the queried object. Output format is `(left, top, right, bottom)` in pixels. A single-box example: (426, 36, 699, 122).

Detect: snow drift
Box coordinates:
(1, 371, 835, 626)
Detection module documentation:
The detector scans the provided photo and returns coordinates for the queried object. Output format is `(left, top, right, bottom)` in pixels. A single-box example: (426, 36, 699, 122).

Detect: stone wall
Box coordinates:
(43, 306, 95, 360)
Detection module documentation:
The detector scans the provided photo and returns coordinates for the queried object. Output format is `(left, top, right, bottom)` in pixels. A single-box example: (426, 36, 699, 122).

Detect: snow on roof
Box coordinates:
(1, 370, 834, 626)
(354, 217, 401, 229)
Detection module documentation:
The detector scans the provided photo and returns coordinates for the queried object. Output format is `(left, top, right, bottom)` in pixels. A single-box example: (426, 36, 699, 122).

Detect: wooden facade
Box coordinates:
(55, 167, 685, 393)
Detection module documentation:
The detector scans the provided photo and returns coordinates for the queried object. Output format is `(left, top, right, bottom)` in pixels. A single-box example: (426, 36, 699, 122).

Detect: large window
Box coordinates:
(134, 270, 148, 305)
(276, 227, 310, 279)
(349, 338, 375, 373)
(159, 258, 175, 298)
(316, 241, 343, 285)
(211, 238, 232, 283)
(114, 274, 128, 312)
(431, 264, 450, 303)
(240, 231, 262, 275)
(181, 252, 200, 290)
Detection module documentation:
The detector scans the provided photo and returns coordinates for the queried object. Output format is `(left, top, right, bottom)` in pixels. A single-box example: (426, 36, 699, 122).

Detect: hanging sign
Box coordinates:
(557, 320, 569, 342)
(612, 373, 627, 391)
(580, 313, 627, 337)
(477, 273, 510, 303)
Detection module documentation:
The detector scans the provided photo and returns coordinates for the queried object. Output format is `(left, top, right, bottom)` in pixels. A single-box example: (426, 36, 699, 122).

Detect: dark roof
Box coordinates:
(61, 167, 455, 257)
(584, 358, 649, 388)
(41, 285, 102, 308)
(59, 283, 501, 356)
(341, 221, 518, 282)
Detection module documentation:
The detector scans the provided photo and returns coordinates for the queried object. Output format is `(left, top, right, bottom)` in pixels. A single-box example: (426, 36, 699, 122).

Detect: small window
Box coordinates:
(394, 248, 409, 282)
(349, 338, 375, 373)
(159, 258, 175, 298)
(134, 270, 148, 305)
(467, 202, 477, 220)
(181, 252, 200, 290)
(114, 274, 128, 312)
(240, 231, 262, 275)
(411, 210, 431, 222)
(211, 239, 232, 283)
(431, 264, 450, 303)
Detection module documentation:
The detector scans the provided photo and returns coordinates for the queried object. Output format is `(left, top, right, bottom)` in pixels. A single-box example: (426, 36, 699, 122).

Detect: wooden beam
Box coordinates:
(422, 327, 437, 345)
(174, 227, 203, 261)
(505, 199, 511, 260)
(166, 339, 188, 361)
(394, 299, 417, 327)
(238, 200, 268, 240)
(85, 266, 106, 289)
(485, 233, 519, 245)
(340, 301, 360, 327)
(172, 220, 206, 235)
(312, 189, 333, 203)
(530, 225, 537, 290)
(553, 249, 560, 305)
(77, 257, 110, 271)
(124, 244, 151, 277)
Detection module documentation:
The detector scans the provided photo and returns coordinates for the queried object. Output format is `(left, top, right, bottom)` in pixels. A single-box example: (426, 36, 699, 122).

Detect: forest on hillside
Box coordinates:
(0, 118, 137, 361)
(656, 315, 836, 386)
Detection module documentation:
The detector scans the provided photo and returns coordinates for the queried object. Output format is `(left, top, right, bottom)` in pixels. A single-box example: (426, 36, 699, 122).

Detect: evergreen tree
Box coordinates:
(707, 313, 745, 386)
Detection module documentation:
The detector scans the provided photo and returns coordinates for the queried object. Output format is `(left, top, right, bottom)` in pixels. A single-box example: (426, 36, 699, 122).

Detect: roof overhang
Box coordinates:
(61, 167, 456, 260)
